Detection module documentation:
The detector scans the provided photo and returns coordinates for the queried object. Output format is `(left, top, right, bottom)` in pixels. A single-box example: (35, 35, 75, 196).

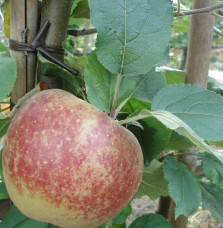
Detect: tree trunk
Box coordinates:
(26, 0, 39, 92)
(185, 0, 216, 88)
(158, 196, 171, 219)
(37, 0, 73, 89)
(168, 0, 216, 227)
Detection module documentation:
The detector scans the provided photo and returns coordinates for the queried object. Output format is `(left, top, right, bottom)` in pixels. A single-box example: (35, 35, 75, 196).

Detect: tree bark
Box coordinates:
(185, 0, 216, 88)
(26, 0, 39, 92)
(158, 196, 171, 219)
(168, 1, 216, 227)
(38, 0, 73, 89)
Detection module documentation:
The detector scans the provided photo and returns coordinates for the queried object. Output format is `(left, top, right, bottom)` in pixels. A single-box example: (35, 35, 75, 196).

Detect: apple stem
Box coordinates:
(110, 74, 122, 119)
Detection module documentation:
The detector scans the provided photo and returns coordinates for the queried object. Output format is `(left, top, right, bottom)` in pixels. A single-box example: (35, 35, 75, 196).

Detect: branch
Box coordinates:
(67, 28, 97, 37)
(175, 3, 223, 17)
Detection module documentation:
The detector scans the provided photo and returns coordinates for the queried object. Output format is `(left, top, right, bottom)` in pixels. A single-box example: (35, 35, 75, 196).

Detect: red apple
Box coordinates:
(3, 89, 143, 228)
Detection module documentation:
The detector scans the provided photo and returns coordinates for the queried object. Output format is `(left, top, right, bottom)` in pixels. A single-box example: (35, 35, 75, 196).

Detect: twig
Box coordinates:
(210, 12, 223, 19)
(175, 3, 223, 17)
(68, 5, 223, 39)
(176, 0, 181, 16)
(0, 106, 10, 113)
(67, 28, 97, 37)
(214, 26, 223, 38)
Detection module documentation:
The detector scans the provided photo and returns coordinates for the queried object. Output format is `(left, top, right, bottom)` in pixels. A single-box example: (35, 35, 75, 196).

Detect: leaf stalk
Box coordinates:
(110, 74, 122, 119)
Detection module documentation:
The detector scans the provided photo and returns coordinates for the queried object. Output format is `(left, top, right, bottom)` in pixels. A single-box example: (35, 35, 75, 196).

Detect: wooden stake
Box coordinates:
(10, 0, 39, 106)
(10, 0, 26, 105)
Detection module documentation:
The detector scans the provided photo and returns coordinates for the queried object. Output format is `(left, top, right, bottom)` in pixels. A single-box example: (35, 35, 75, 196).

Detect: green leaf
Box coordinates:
(0, 149, 3, 181)
(62, 39, 74, 52)
(163, 70, 185, 85)
(0, 43, 8, 52)
(0, 182, 9, 200)
(172, 17, 191, 33)
(135, 160, 169, 200)
(14, 220, 47, 228)
(1, 205, 59, 228)
(128, 118, 171, 162)
(140, 118, 171, 161)
(96, 225, 106, 228)
(1, 205, 27, 228)
(132, 72, 166, 103)
(200, 181, 223, 222)
(71, 0, 83, 13)
(0, 52, 17, 101)
(111, 204, 132, 225)
(84, 51, 136, 112)
(121, 98, 151, 114)
(163, 156, 201, 218)
(89, 0, 174, 76)
(0, 118, 11, 138)
(152, 84, 223, 141)
(129, 213, 172, 228)
(39, 54, 81, 96)
(67, 54, 87, 75)
(4, 0, 10, 38)
(157, 47, 170, 67)
(166, 131, 193, 151)
(202, 153, 223, 189)
(110, 225, 125, 228)
(120, 98, 170, 161)
(119, 109, 218, 159)
(68, 17, 88, 27)
(208, 140, 223, 147)
(71, 0, 90, 19)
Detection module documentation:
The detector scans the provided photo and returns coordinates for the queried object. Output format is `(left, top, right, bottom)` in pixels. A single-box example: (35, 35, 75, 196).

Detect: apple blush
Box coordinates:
(3, 89, 143, 228)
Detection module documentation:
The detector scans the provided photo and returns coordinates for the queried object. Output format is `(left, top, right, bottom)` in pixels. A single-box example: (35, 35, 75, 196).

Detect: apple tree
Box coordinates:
(1, 0, 223, 227)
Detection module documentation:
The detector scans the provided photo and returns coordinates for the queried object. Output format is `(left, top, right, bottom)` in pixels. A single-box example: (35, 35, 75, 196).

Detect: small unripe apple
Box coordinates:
(3, 89, 143, 228)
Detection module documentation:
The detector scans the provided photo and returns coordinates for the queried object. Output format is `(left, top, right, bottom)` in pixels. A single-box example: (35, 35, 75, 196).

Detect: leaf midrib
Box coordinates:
(119, 0, 127, 77)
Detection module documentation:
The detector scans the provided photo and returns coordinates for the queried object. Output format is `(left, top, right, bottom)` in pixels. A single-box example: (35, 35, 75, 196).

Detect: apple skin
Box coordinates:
(3, 89, 144, 228)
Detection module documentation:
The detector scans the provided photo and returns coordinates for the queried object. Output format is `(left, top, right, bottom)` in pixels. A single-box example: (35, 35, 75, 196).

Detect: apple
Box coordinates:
(3, 89, 144, 228)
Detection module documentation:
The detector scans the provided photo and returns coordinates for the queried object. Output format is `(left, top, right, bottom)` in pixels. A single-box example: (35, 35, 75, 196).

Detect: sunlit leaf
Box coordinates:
(152, 84, 223, 141)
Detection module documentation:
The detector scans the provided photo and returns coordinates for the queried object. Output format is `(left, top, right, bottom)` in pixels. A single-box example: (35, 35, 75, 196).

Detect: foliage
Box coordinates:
(1, 0, 223, 227)
(129, 213, 172, 228)
(202, 153, 223, 189)
(200, 181, 223, 222)
(0, 52, 17, 102)
(163, 156, 201, 218)
(0, 205, 60, 228)
(135, 160, 169, 200)
(89, 0, 173, 77)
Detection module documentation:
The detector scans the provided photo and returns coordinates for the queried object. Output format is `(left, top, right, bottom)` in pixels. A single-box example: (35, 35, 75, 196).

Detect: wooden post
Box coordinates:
(10, 0, 39, 105)
(10, 0, 26, 105)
